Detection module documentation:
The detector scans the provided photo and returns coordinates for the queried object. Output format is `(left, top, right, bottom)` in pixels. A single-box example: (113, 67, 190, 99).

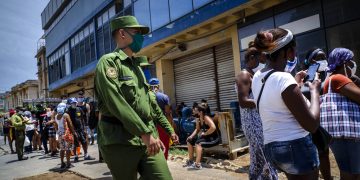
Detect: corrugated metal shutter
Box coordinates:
(174, 49, 218, 111)
(215, 42, 236, 111)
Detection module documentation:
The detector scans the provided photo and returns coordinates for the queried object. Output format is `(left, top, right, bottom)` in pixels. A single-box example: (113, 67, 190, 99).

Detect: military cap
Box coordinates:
(111, 16, 149, 35)
(135, 56, 151, 67)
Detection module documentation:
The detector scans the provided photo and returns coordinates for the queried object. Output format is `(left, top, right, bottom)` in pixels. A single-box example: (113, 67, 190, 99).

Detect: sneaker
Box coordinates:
(74, 156, 79, 162)
(190, 163, 202, 170)
(60, 162, 66, 169)
(84, 155, 95, 160)
(183, 160, 194, 167)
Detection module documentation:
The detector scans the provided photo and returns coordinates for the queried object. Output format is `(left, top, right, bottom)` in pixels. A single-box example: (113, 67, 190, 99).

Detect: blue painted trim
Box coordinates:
(49, 60, 97, 91)
(49, 0, 249, 90)
(47, 0, 113, 56)
(142, 0, 249, 47)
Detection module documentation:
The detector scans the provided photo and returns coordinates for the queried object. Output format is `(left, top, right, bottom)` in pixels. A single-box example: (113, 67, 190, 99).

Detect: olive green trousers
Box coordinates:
(99, 144, 173, 180)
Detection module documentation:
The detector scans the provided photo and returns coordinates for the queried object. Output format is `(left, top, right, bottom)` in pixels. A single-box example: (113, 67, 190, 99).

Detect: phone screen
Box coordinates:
(304, 63, 320, 82)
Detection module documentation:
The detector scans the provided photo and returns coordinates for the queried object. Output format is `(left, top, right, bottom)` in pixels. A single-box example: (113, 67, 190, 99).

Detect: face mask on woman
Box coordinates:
(344, 60, 357, 78)
(317, 60, 328, 72)
(252, 63, 266, 73)
(284, 57, 298, 73)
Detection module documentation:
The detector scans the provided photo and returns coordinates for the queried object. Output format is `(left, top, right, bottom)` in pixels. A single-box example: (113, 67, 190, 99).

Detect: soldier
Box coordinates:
(94, 16, 179, 180)
(11, 107, 30, 160)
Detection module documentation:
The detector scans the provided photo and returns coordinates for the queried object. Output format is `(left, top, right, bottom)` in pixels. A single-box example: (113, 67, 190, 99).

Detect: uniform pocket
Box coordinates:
(118, 79, 138, 104)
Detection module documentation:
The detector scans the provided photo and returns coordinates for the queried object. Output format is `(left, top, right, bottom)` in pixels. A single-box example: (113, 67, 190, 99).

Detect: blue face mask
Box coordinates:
(284, 57, 298, 73)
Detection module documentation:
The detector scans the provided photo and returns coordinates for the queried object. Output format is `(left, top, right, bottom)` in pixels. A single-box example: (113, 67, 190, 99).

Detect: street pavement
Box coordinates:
(0, 136, 244, 180)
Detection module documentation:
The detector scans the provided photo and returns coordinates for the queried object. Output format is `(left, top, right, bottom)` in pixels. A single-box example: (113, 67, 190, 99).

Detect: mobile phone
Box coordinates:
(304, 63, 320, 82)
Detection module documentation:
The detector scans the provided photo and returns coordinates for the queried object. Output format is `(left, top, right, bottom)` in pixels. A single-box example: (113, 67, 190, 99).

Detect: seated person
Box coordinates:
(183, 104, 220, 170)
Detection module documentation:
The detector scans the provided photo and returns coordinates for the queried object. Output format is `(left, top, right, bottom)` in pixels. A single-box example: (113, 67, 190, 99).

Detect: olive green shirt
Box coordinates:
(11, 114, 25, 131)
(95, 48, 174, 146)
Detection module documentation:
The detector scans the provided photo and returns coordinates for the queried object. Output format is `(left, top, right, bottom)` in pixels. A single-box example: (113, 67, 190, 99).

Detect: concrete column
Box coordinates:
(155, 59, 176, 106)
(230, 24, 241, 76)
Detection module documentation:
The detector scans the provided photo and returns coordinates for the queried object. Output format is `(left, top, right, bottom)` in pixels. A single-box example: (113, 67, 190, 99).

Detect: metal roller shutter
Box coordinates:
(174, 49, 218, 111)
(215, 42, 236, 111)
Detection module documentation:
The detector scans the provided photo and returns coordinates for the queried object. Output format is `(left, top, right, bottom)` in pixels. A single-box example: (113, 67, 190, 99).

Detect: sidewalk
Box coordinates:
(0, 136, 244, 180)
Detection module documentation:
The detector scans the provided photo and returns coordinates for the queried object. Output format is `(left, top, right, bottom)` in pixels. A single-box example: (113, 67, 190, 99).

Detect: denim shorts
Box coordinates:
(264, 134, 319, 175)
(330, 138, 360, 174)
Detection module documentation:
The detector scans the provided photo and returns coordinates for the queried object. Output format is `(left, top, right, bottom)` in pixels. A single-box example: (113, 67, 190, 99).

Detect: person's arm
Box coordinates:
(64, 114, 76, 135)
(282, 78, 320, 133)
(11, 116, 22, 128)
(339, 82, 360, 105)
(188, 119, 200, 140)
(86, 103, 90, 125)
(95, 57, 152, 136)
(201, 116, 216, 136)
(235, 71, 256, 108)
(149, 92, 178, 142)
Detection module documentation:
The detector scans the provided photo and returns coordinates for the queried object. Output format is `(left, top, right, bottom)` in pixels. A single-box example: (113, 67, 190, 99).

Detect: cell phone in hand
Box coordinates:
(304, 63, 320, 82)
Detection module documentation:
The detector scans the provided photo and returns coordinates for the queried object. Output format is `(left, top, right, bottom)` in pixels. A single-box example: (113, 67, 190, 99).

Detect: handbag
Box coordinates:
(320, 77, 360, 139)
(311, 126, 332, 152)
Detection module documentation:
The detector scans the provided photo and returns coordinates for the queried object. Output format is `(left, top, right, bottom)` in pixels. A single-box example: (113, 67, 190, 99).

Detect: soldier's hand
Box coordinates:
(171, 133, 179, 144)
(141, 134, 162, 156)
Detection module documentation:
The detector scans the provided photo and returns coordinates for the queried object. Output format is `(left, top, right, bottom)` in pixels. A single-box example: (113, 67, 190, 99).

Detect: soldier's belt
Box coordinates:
(101, 115, 123, 126)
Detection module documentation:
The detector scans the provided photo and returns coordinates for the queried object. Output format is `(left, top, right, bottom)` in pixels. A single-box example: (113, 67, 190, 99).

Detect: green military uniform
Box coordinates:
(11, 113, 26, 160)
(95, 16, 175, 180)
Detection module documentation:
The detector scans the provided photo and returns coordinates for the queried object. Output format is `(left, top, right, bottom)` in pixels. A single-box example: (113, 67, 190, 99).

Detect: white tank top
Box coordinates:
(55, 115, 65, 134)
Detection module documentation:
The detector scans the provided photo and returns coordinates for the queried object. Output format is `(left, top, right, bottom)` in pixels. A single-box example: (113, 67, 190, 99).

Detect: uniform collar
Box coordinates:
(114, 48, 130, 61)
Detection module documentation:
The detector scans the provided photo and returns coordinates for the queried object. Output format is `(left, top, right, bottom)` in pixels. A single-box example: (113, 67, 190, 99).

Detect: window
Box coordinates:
(90, 35, 96, 61)
(134, 0, 151, 31)
(274, 0, 322, 29)
(193, 0, 212, 9)
(124, 0, 132, 8)
(109, 5, 116, 19)
(295, 30, 326, 67)
(150, 0, 170, 30)
(103, 23, 111, 54)
(97, 28, 104, 57)
(323, 0, 360, 27)
(169, 0, 193, 21)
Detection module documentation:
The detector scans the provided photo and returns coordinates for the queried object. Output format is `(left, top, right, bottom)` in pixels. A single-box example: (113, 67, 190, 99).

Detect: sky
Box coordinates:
(0, 0, 49, 93)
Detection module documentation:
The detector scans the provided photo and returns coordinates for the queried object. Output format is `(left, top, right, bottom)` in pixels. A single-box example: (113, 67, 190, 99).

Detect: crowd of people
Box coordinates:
(2, 91, 98, 169)
(235, 28, 360, 180)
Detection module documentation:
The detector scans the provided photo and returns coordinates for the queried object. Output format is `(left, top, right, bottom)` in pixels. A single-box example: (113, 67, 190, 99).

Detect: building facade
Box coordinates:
(5, 80, 39, 109)
(35, 37, 51, 99)
(43, 0, 360, 112)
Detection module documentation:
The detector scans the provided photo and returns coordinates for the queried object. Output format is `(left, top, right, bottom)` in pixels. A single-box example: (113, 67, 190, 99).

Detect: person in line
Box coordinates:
(149, 78, 176, 160)
(184, 104, 220, 170)
(41, 108, 52, 154)
(48, 103, 76, 169)
(88, 100, 97, 145)
(67, 97, 94, 162)
(321, 48, 360, 180)
(301, 47, 332, 180)
(94, 16, 178, 180)
(235, 41, 278, 180)
(3, 115, 10, 146)
(77, 91, 92, 145)
(24, 111, 36, 152)
(46, 108, 57, 156)
(252, 28, 321, 180)
(11, 108, 30, 160)
(8, 109, 16, 154)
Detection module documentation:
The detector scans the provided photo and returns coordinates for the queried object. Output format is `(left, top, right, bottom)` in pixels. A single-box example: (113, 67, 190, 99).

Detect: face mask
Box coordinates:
(284, 57, 298, 73)
(57, 107, 65, 115)
(234, 83, 238, 94)
(77, 98, 84, 103)
(125, 30, 144, 53)
(350, 60, 357, 77)
(46, 112, 52, 117)
(71, 104, 77, 109)
(252, 63, 266, 73)
(317, 60, 328, 72)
